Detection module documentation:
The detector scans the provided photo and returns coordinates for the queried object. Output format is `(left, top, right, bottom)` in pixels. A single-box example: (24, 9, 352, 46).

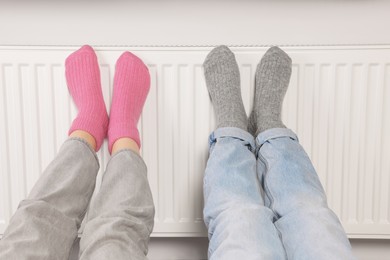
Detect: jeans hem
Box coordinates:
(256, 128, 298, 146)
(209, 127, 256, 152)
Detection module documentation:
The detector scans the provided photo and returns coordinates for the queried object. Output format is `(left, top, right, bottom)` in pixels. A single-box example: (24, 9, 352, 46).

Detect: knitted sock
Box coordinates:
(248, 46, 292, 136)
(203, 45, 248, 131)
(66, 45, 108, 151)
(108, 52, 150, 154)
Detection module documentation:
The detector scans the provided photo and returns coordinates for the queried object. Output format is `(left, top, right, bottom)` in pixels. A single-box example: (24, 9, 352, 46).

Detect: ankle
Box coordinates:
(69, 130, 97, 151)
(111, 138, 140, 155)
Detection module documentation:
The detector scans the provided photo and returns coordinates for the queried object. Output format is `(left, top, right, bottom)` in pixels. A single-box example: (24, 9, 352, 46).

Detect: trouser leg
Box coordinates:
(79, 149, 155, 260)
(0, 138, 99, 260)
(256, 128, 355, 260)
(203, 127, 286, 260)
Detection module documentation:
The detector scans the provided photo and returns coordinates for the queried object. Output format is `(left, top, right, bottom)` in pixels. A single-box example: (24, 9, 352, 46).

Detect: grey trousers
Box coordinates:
(0, 138, 155, 260)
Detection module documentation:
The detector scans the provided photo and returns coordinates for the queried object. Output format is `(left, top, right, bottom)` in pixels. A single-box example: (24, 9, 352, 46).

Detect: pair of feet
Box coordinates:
(66, 45, 150, 153)
(203, 45, 292, 136)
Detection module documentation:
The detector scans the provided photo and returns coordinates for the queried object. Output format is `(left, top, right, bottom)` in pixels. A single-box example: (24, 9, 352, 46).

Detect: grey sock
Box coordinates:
(203, 45, 248, 131)
(248, 46, 292, 136)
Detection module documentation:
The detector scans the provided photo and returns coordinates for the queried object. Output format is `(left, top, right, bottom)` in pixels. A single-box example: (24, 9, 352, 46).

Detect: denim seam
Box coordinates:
(212, 127, 256, 152)
(216, 136, 255, 153)
(276, 227, 288, 259)
(214, 137, 256, 156)
(257, 149, 280, 220)
(256, 129, 298, 149)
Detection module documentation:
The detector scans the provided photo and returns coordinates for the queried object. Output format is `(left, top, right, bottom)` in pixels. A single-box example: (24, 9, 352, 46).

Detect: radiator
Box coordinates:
(0, 46, 389, 238)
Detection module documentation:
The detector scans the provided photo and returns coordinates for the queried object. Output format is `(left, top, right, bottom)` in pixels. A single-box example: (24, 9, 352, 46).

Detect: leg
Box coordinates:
(79, 145, 154, 260)
(251, 46, 355, 259)
(79, 51, 154, 259)
(257, 128, 355, 260)
(0, 137, 99, 260)
(203, 46, 286, 259)
(204, 128, 286, 260)
(0, 45, 108, 259)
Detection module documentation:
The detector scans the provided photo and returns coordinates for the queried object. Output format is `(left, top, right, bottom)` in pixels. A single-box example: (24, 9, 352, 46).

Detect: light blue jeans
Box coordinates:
(203, 127, 355, 260)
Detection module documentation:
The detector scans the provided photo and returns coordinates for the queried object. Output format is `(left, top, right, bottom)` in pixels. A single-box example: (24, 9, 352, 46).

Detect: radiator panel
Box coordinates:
(0, 46, 389, 238)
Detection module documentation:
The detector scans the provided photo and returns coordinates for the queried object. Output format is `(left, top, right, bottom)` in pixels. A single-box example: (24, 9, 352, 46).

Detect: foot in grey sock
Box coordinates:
(248, 46, 292, 136)
(203, 45, 248, 131)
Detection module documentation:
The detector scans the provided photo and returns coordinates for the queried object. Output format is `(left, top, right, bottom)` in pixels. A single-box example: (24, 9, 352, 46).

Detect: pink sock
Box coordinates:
(108, 52, 150, 154)
(66, 45, 108, 151)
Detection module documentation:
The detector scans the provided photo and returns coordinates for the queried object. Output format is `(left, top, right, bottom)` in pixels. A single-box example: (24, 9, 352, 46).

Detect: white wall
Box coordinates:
(1, 0, 390, 46)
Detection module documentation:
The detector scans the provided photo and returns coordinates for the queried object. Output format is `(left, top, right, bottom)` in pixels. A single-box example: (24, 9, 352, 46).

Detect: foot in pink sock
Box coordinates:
(66, 45, 108, 151)
(108, 52, 150, 154)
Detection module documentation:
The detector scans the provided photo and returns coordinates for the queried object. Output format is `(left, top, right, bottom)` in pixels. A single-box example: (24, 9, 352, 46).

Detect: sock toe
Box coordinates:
(66, 45, 97, 66)
(203, 45, 235, 68)
(79, 45, 94, 53)
(262, 46, 292, 65)
(117, 51, 147, 65)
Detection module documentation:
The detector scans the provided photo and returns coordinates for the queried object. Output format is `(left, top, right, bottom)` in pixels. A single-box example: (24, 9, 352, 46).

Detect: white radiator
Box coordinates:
(0, 46, 389, 238)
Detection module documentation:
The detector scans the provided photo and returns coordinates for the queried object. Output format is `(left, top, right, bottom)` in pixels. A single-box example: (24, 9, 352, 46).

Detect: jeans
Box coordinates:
(203, 127, 355, 260)
(0, 138, 155, 260)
